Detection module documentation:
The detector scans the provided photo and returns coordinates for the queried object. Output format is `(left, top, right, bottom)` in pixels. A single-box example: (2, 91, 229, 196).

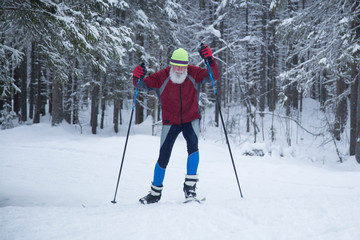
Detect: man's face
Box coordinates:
(170, 65, 188, 84)
(172, 65, 187, 74)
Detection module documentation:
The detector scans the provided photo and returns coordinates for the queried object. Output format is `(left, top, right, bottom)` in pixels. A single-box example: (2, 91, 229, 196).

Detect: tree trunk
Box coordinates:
(268, 9, 277, 112)
(64, 72, 72, 124)
(245, 1, 249, 132)
(285, 42, 292, 146)
(135, 93, 144, 124)
(120, 99, 123, 125)
(285, 89, 291, 147)
(12, 66, 21, 116)
(147, 93, 155, 121)
(319, 70, 327, 110)
(72, 69, 79, 125)
(33, 44, 42, 124)
(90, 83, 100, 134)
(20, 54, 28, 122)
(350, 63, 359, 155)
(51, 80, 63, 126)
(291, 56, 298, 109)
(356, 75, 360, 163)
(253, 110, 257, 143)
(48, 81, 53, 116)
(33, 71, 41, 123)
(29, 42, 36, 120)
(100, 76, 107, 129)
(100, 95, 106, 129)
(350, 0, 360, 156)
(157, 101, 160, 123)
(113, 98, 119, 133)
(40, 69, 47, 117)
(285, 74, 291, 146)
(259, 0, 267, 118)
(334, 76, 347, 140)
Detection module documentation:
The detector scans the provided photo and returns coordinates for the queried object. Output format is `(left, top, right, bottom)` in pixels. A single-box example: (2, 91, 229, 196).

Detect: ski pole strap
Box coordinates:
(132, 80, 140, 110)
(205, 60, 216, 95)
(132, 63, 147, 110)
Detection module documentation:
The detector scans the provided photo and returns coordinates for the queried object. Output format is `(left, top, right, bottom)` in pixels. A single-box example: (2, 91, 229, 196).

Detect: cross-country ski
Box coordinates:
(183, 197, 206, 204)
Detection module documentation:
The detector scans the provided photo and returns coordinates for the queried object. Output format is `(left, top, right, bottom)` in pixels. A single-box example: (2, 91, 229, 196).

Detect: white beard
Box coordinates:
(170, 66, 187, 84)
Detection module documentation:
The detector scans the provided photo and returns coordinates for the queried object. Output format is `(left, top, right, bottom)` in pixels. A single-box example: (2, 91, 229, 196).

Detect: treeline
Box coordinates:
(0, 0, 360, 161)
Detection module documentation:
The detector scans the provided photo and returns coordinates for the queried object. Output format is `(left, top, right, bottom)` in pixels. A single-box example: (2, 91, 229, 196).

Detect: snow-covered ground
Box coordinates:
(1, 102, 360, 240)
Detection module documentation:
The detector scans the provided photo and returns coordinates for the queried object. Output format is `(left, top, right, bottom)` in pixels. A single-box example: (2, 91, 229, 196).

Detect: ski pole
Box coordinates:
(200, 44, 244, 198)
(111, 63, 147, 204)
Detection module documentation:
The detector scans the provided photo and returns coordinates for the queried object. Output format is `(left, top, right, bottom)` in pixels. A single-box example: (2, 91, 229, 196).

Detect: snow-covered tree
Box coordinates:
(277, 0, 360, 155)
(0, 0, 132, 128)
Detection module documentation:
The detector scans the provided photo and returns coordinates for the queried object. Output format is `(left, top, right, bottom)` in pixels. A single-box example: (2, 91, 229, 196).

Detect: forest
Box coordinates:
(1, 0, 360, 162)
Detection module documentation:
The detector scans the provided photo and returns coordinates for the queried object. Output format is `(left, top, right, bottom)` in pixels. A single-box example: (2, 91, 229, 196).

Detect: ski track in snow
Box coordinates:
(1, 123, 360, 240)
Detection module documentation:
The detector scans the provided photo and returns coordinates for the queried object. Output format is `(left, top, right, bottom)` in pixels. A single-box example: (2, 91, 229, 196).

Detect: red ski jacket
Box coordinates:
(133, 61, 219, 125)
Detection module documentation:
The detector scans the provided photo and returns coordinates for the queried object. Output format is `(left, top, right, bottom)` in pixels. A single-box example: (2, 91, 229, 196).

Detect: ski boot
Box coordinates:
(139, 184, 163, 204)
(183, 174, 198, 199)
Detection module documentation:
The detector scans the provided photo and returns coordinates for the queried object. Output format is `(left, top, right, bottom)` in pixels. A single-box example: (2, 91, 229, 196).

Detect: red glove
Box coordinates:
(133, 65, 145, 79)
(200, 44, 214, 62)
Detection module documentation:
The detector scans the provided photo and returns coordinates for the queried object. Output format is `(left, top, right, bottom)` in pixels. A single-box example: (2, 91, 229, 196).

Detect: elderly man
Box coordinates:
(132, 45, 219, 204)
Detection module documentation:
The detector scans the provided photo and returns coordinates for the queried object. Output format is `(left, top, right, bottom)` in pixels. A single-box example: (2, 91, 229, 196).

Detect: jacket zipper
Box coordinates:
(179, 84, 183, 124)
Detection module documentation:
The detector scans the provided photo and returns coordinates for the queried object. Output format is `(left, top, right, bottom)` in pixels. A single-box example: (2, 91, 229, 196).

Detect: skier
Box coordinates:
(132, 44, 219, 204)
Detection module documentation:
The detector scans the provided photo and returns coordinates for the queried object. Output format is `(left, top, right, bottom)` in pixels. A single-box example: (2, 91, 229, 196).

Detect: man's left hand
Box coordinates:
(200, 44, 214, 62)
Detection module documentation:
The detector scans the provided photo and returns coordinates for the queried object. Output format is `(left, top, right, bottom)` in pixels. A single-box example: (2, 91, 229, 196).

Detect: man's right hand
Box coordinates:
(133, 65, 145, 79)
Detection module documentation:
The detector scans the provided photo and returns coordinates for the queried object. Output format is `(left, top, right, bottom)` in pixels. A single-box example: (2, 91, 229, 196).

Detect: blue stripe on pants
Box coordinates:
(187, 151, 199, 175)
(152, 119, 200, 186)
(152, 162, 165, 187)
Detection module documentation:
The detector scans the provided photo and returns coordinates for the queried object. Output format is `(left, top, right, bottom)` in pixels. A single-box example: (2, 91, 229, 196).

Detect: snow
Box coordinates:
(241, 35, 261, 44)
(215, 0, 228, 15)
(206, 25, 221, 38)
(270, 0, 278, 11)
(281, 17, 294, 27)
(339, 17, 349, 25)
(352, 44, 360, 54)
(1, 102, 360, 239)
(319, 57, 327, 65)
(89, 25, 100, 40)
